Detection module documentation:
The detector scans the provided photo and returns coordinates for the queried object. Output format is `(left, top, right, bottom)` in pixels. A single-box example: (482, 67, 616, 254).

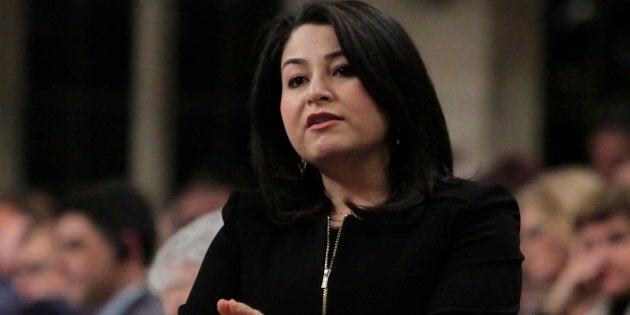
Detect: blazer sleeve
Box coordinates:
(179, 191, 244, 315)
(428, 185, 524, 314)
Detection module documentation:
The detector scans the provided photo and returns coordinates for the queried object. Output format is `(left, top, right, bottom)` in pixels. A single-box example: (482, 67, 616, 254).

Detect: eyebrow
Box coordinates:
(281, 50, 345, 70)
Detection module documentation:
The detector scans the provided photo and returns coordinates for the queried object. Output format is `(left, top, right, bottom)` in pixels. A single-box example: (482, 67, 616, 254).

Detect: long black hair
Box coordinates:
(250, 1, 453, 225)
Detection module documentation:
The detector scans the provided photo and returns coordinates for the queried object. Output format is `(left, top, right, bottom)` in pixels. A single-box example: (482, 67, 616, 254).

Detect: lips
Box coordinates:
(306, 112, 343, 129)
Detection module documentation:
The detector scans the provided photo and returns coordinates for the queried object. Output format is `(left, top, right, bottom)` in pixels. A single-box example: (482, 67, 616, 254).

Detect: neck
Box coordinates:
(86, 261, 146, 311)
(318, 150, 390, 220)
(113, 260, 146, 296)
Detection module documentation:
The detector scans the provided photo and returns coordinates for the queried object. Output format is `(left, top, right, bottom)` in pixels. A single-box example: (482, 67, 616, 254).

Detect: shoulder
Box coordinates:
(221, 189, 273, 233)
(428, 177, 518, 218)
(426, 178, 523, 314)
(430, 176, 514, 204)
(124, 289, 164, 315)
(221, 189, 265, 219)
(428, 177, 521, 247)
(225, 189, 265, 209)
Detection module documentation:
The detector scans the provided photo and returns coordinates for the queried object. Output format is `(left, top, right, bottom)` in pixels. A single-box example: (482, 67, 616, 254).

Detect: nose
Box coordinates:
(306, 75, 333, 105)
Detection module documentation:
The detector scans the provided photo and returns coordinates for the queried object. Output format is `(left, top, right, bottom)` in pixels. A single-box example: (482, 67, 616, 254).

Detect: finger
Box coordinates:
(228, 299, 264, 315)
(217, 299, 232, 315)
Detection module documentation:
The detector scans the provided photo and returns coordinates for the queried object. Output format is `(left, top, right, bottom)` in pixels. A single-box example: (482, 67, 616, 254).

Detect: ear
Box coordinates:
(117, 230, 142, 263)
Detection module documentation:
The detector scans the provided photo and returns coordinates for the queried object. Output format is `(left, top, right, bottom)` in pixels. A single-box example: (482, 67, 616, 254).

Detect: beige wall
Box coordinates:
(129, 0, 176, 208)
(285, 0, 543, 178)
(0, 0, 26, 193)
(489, 0, 543, 168)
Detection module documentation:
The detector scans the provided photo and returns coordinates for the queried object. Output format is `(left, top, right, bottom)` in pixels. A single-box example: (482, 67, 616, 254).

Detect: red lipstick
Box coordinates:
(306, 112, 342, 129)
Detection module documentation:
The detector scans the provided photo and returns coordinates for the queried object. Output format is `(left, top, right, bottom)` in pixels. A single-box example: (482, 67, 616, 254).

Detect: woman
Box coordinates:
(180, 1, 523, 314)
(516, 167, 604, 314)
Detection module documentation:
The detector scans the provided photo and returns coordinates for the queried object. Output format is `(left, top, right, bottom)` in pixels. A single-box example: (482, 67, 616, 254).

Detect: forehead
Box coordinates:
(56, 212, 101, 238)
(281, 24, 340, 61)
(520, 206, 541, 225)
(580, 214, 630, 238)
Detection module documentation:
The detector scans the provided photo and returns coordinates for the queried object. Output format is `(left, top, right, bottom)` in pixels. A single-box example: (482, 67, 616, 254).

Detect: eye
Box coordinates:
(524, 226, 542, 240)
(333, 64, 355, 77)
(609, 231, 628, 244)
(61, 239, 84, 250)
(288, 76, 308, 88)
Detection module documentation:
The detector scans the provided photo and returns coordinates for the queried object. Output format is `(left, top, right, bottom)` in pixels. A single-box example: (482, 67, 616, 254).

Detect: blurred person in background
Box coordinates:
(55, 182, 164, 315)
(481, 153, 542, 192)
(12, 222, 85, 315)
(545, 186, 630, 315)
(518, 167, 605, 315)
(0, 190, 55, 315)
(157, 177, 231, 243)
(148, 211, 223, 315)
(611, 159, 630, 186)
(587, 125, 629, 182)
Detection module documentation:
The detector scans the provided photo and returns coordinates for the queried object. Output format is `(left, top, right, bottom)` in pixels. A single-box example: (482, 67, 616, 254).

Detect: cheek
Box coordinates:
(524, 235, 565, 265)
(611, 245, 630, 272)
(347, 85, 388, 137)
(62, 252, 86, 277)
(361, 106, 389, 140)
(280, 100, 301, 141)
(279, 101, 292, 128)
(76, 243, 116, 277)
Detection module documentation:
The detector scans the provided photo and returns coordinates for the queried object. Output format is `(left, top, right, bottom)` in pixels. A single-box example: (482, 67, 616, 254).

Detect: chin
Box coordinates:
(305, 145, 347, 162)
(306, 154, 339, 169)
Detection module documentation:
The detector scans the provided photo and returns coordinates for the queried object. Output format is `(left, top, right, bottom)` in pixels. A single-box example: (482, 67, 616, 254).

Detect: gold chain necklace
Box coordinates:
(321, 214, 348, 315)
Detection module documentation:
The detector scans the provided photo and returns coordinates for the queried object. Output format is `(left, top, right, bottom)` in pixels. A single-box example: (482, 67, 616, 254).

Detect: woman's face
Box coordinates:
(520, 203, 568, 286)
(279, 24, 389, 168)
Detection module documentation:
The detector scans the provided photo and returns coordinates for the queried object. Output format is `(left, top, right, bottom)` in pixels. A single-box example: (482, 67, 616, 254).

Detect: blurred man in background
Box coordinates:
(56, 182, 163, 315)
(0, 190, 55, 315)
(587, 125, 629, 182)
(157, 177, 231, 243)
(13, 222, 84, 315)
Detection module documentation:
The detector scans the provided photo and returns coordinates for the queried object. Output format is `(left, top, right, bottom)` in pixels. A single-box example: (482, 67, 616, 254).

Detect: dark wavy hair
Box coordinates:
(250, 1, 453, 225)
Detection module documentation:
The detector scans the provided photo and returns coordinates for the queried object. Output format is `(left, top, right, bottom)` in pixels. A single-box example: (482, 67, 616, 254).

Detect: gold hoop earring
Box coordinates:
(299, 159, 308, 176)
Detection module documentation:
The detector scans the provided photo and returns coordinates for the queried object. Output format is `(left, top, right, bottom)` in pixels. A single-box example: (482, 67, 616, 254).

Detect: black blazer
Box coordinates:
(180, 178, 523, 314)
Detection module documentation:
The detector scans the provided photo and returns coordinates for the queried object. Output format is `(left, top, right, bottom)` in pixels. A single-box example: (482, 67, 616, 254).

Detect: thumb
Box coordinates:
(228, 299, 263, 315)
(217, 299, 232, 315)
